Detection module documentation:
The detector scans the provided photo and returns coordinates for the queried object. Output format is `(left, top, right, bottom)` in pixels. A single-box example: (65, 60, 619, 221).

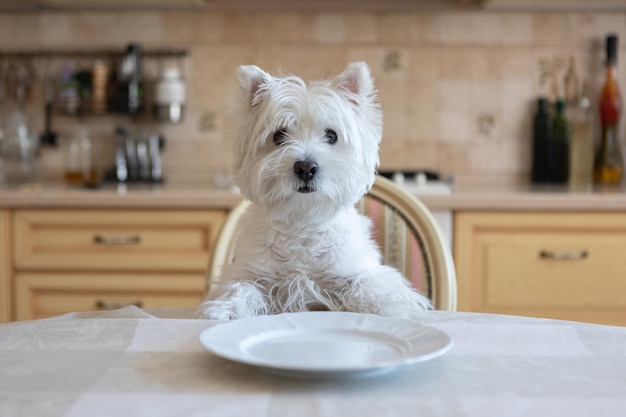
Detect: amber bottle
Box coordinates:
(594, 34, 624, 185)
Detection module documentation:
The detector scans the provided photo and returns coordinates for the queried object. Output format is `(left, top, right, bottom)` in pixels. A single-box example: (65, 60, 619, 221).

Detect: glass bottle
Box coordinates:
(594, 34, 624, 185)
(531, 98, 553, 184)
(64, 123, 98, 186)
(1, 81, 38, 185)
(552, 99, 570, 183)
(2, 109, 38, 184)
(568, 88, 594, 191)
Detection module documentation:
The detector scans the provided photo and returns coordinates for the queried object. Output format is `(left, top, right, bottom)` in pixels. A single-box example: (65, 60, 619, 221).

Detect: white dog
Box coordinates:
(196, 62, 431, 320)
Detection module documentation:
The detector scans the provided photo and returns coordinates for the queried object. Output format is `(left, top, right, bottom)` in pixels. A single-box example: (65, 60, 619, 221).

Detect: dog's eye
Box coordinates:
(324, 129, 338, 145)
(273, 129, 287, 146)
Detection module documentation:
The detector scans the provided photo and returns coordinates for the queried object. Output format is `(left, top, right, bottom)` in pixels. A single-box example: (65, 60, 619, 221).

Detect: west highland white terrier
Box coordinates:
(197, 62, 431, 320)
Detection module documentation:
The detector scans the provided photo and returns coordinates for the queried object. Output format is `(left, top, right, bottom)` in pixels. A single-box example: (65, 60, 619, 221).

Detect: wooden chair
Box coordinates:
(207, 175, 458, 311)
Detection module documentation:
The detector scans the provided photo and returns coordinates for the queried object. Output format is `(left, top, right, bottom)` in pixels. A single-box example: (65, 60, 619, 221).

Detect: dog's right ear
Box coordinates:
(237, 65, 271, 106)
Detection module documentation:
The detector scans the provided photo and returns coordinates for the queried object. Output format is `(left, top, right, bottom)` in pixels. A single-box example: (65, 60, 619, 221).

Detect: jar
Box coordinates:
(64, 125, 98, 186)
(153, 67, 186, 124)
(1, 110, 38, 184)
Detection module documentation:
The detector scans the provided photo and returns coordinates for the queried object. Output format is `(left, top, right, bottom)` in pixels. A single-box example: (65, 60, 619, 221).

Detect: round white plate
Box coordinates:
(199, 311, 452, 378)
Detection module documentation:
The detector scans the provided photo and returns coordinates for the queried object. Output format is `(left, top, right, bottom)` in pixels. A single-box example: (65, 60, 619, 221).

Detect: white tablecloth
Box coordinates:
(1, 307, 625, 417)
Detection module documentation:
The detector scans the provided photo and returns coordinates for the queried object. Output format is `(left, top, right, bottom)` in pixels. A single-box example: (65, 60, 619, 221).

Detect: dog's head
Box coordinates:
(230, 62, 382, 223)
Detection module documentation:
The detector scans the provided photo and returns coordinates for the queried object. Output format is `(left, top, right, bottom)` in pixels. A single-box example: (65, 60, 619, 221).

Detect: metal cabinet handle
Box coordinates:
(93, 234, 141, 245)
(539, 250, 588, 260)
(95, 300, 144, 310)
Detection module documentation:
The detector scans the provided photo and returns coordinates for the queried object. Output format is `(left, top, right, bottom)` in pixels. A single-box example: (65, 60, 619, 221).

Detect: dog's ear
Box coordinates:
(334, 62, 374, 104)
(237, 65, 272, 105)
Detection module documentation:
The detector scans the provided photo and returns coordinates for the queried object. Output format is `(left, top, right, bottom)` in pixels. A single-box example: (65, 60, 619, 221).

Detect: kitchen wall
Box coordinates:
(1, 9, 625, 184)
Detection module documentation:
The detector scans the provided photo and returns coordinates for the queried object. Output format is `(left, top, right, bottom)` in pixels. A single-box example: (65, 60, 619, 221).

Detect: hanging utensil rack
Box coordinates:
(0, 48, 188, 59)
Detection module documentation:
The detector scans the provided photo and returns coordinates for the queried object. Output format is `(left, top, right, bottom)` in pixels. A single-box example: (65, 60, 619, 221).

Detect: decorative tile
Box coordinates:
(346, 13, 378, 44)
(382, 110, 408, 142)
(500, 13, 534, 45)
(471, 13, 503, 45)
(439, 80, 471, 112)
(439, 47, 473, 80)
(593, 13, 626, 42)
(468, 142, 502, 174)
(379, 141, 439, 171)
(532, 12, 593, 46)
(223, 13, 257, 44)
(438, 12, 474, 45)
(476, 113, 497, 140)
(439, 110, 471, 143)
(471, 80, 501, 140)
(71, 12, 162, 47)
(407, 76, 440, 142)
(409, 47, 440, 81)
(378, 14, 413, 43)
(253, 12, 315, 44)
(189, 45, 255, 110)
(252, 45, 345, 81)
(346, 47, 408, 81)
(435, 142, 471, 174)
(412, 13, 441, 45)
(161, 12, 223, 46)
(377, 78, 409, 112)
(500, 46, 534, 81)
(407, 101, 440, 142)
(314, 13, 347, 44)
(469, 48, 502, 80)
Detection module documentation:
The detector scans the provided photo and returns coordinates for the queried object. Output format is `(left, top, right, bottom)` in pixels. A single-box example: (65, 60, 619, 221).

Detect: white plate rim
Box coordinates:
(199, 311, 452, 377)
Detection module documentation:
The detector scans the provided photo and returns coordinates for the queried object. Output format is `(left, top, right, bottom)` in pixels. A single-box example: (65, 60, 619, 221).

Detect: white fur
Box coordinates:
(196, 62, 431, 321)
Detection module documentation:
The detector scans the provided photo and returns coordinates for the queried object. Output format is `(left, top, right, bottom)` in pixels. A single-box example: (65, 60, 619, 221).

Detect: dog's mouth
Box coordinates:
(297, 185, 316, 193)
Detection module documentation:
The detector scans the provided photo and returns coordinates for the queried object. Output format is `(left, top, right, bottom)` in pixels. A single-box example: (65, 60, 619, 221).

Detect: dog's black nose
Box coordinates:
(294, 160, 318, 182)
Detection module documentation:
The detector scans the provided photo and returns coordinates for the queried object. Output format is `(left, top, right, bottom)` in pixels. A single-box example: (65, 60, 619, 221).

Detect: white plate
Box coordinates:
(199, 311, 453, 378)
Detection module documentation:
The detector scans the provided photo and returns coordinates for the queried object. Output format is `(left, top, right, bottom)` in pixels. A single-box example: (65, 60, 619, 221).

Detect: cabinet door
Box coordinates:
(13, 210, 226, 272)
(14, 273, 206, 321)
(455, 212, 626, 326)
(0, 211, 10, 323)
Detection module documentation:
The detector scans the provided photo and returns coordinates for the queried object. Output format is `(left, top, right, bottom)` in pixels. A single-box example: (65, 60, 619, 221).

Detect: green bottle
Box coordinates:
(552, 99, 570, 183)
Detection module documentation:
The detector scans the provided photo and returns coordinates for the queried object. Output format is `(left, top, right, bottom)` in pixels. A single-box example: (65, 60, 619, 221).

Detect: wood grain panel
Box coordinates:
(13, 209, 226, 272)
(454, 211, 626, 326)
(15, 273, 205, 321)
(0, 211, 10, 323)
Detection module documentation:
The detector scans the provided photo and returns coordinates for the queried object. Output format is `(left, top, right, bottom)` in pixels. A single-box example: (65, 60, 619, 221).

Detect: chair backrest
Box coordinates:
(207, 175, 458, 311)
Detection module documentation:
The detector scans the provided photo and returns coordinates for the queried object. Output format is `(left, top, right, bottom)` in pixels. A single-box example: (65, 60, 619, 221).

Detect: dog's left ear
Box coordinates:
(237, 65, 272, 106)
(333, 62, 374, 105)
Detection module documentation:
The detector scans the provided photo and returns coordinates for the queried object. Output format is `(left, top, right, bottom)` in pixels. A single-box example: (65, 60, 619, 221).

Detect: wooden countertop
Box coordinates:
(1, 180, 626, 211)
(0, 181, 242, 210)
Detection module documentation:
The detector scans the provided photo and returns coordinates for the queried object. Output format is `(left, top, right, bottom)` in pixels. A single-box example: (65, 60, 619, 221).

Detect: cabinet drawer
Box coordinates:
(481, 232, 626, 308)
(455, 212, 626, 325)
(14, 273, 206, 320)
(13, 210, 226, 272)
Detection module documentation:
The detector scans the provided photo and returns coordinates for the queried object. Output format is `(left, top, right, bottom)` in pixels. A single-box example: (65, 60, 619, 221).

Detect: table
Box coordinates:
(1, 307, 625, 417)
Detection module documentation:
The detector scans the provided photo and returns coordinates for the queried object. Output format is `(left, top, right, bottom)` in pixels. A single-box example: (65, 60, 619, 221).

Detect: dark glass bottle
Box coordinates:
(531, 98, 553, 183)
(552, 99, 570, 183)
(594, 34, 624, 185)
(109, 43, 144, 115)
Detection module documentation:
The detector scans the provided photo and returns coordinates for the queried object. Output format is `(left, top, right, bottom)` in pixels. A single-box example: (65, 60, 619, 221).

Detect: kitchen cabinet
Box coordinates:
(454, 211, 626, 326)
(0, 210, 10, 323)
(9, 209, 226, 321)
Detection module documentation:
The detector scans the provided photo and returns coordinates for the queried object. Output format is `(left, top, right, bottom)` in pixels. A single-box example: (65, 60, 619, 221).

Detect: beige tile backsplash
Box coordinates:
(2, 10, 626, 183)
